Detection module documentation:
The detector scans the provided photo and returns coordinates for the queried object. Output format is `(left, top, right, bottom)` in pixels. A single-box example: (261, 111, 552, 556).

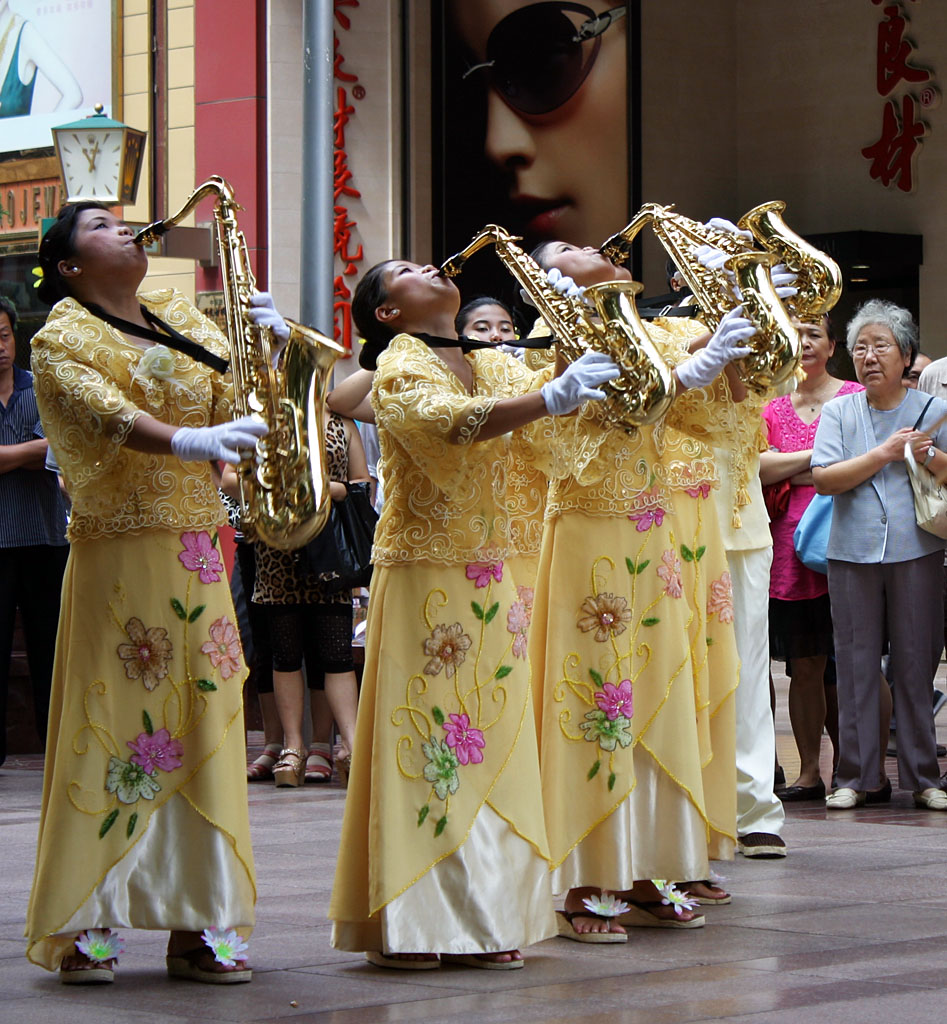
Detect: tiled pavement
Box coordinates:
(3, 669, 947, 1023)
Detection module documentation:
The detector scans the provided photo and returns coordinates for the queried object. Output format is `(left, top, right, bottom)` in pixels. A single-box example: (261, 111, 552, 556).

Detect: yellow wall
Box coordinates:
(123, 0, 197, 297)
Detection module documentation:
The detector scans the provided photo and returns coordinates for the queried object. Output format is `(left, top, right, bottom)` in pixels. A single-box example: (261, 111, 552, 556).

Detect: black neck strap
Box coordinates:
(83, 301, 229, 374)
(416, 332, 555, 353)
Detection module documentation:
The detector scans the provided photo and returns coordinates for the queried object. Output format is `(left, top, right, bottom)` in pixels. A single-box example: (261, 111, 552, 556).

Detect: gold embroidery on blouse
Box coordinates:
(31, 290, 233, 541)
(372, 335, 546, 566)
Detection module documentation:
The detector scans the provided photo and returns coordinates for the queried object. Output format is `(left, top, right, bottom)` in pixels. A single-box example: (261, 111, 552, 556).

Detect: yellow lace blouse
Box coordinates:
(30, 290, 234, 542)
(370, 334, 546, 566)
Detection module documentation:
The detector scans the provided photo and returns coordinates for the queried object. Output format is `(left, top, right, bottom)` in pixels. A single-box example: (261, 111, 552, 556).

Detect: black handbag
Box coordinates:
(303, 482, 378, 593)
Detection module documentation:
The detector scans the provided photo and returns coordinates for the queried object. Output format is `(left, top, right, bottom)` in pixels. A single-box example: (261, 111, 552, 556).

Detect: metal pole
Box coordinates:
(300, 0, 334, 335)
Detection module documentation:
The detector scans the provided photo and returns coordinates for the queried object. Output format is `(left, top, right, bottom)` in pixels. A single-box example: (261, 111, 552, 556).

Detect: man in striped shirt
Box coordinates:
(0, 297, 68, 765)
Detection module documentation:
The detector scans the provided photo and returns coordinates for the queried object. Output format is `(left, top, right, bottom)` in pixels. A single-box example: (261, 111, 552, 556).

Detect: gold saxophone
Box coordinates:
(600, 201, 839, 393)
(439, 224, 675, 430)
(135, 176, 344, 550)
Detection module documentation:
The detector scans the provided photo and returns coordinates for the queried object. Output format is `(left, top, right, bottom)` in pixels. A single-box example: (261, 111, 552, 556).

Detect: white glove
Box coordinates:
(706, 216, 752, 242)
(675, 307, 756, 391)
(540, 350, 620, 416)
(545, 266, 586, 302)
(171, 415, 269, 465)
(498, 343, 525, 360)
(696, 246, 798, 302)
(769, 262, 798, 300)
(247, 292, 290, 342)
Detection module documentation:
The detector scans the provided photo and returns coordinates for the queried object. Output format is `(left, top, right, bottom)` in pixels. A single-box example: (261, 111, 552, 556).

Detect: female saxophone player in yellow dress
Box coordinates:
(328, 257, 618, 968)
(526, 242, 753, 940)
(25, 202, 276, 984)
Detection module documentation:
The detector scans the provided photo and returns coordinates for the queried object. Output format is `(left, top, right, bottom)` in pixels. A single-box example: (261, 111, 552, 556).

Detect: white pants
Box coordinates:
(727, 546, 785, 837)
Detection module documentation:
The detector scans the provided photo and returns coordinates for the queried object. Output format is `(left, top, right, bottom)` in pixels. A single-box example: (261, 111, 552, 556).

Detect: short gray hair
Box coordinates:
(846, 299, 919, 366)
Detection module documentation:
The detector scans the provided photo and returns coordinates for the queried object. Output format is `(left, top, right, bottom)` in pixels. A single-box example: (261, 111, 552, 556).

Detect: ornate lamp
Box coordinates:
(52, 104, 146, 204)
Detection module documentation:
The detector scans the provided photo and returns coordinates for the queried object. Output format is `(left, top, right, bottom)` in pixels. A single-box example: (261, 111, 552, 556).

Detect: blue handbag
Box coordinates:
(793, 493, 833, 575)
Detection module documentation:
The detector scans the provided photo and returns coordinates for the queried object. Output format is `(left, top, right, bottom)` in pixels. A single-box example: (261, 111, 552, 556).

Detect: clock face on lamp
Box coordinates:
(57, 129, 124, 202)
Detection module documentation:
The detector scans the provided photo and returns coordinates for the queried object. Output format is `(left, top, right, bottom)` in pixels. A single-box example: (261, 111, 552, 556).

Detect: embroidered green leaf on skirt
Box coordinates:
(99, 809, 119, 839)
(706, 636, 715, 646)
(608, 771, 617, 791)
(484, 602, 500, 624)
(211, 531, 219, 547)
(587, 759, 601, 780)
(471, 601, 484, 620)
(642, 616, 660, 627)
(142, 710, 154, 735)
(626, 557, 651, 575)
(589, 667, 604, 689)
(188, 604, 206, 623)
(418, 804, 430, 827)
(495, 665, 513, 679)
(170, 597, 187, 621)
(127, 812, 138, 838)
(196, 678, 218, 692)
(434, 815, 448, 837)
(680, 544, 695, 563)
(695, 545, 706, 561)
(432, 706, 445, 726)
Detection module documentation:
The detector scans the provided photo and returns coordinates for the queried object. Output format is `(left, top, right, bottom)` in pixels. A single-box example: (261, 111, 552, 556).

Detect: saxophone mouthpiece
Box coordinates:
(133, 221, 169, 246)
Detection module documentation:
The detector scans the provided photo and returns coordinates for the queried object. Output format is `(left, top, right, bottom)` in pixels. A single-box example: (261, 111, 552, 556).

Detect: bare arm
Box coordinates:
(126, 414, 178, 454)
(0, 438, 49, 473)
(474, 391, 549, 442)
(20, 23, 83, 109)
(219, 464, 240, 501)
(328, 369, 375, 423)
(759, 448, 813, 485)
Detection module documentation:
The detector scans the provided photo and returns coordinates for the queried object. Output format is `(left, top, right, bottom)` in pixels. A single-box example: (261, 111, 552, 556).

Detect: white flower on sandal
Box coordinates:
(201, 927, 249, 967)
(581, 893, 631, 918)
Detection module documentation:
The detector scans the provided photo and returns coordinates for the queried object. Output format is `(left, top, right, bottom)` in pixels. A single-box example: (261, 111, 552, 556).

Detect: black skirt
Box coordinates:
(769, 593, 835, 664)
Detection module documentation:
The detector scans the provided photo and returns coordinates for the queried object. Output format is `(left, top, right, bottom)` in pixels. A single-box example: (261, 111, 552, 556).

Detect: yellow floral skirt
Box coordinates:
(26, 529, 256, 970)
(529, 491, 737, 886)
(330, 560, 555, 953)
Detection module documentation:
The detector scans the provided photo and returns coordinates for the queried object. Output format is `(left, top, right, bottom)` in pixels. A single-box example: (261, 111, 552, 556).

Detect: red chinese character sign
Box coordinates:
(332, 0, 365, 355)
(864, 1, 937, 193)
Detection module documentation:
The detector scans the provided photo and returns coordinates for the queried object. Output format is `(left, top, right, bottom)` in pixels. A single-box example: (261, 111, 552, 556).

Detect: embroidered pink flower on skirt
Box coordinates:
(178, 531, 224, 583)
(127, 727, 184, 773)
(707, 571, 735, 623)
(657, 549, 683, 598)
(201, 616, 243, 678)
(465, 561, 503, 588)
(594, 679, 634, 721)
(443, 712, 486, 765)
(628, 507, 666, 532)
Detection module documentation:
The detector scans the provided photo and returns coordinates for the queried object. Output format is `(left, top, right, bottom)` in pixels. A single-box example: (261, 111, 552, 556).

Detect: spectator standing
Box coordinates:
(812, 300, 947, 810)
(0, 297, 68, 764)
(760, 316, 862, 800)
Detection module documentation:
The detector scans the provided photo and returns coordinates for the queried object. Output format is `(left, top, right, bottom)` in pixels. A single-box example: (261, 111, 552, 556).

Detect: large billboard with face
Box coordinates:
(0, 0, 116, 154)
(434, 2, 636, 305)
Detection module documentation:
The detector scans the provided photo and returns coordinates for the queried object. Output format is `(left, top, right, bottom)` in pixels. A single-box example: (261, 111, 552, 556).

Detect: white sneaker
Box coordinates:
(825, 787, 866, 809)
(913, 787, 947, 810)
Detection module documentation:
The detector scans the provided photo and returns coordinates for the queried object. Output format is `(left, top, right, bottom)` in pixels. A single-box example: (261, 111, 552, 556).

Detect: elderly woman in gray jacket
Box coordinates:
(812, 300, 947, 811)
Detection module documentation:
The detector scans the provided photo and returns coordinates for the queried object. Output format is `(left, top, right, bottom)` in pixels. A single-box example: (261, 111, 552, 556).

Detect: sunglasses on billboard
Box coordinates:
(461, 3, 627, 117)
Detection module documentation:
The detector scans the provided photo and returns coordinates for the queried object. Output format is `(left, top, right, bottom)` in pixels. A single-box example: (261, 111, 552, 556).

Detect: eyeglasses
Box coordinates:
(462, 3, 627, 117)
(851, 341, 896, 359)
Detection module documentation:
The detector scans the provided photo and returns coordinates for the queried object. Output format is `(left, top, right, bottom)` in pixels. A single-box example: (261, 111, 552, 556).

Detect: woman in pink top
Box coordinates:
(760, 317, 863, 799)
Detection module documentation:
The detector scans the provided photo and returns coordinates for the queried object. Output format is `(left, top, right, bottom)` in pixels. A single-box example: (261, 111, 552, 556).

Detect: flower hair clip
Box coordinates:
(31, 266, 43, 289)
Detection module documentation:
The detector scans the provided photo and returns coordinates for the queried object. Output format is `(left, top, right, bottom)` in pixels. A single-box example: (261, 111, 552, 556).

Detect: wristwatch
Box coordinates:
(924, 445, 936, 466)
